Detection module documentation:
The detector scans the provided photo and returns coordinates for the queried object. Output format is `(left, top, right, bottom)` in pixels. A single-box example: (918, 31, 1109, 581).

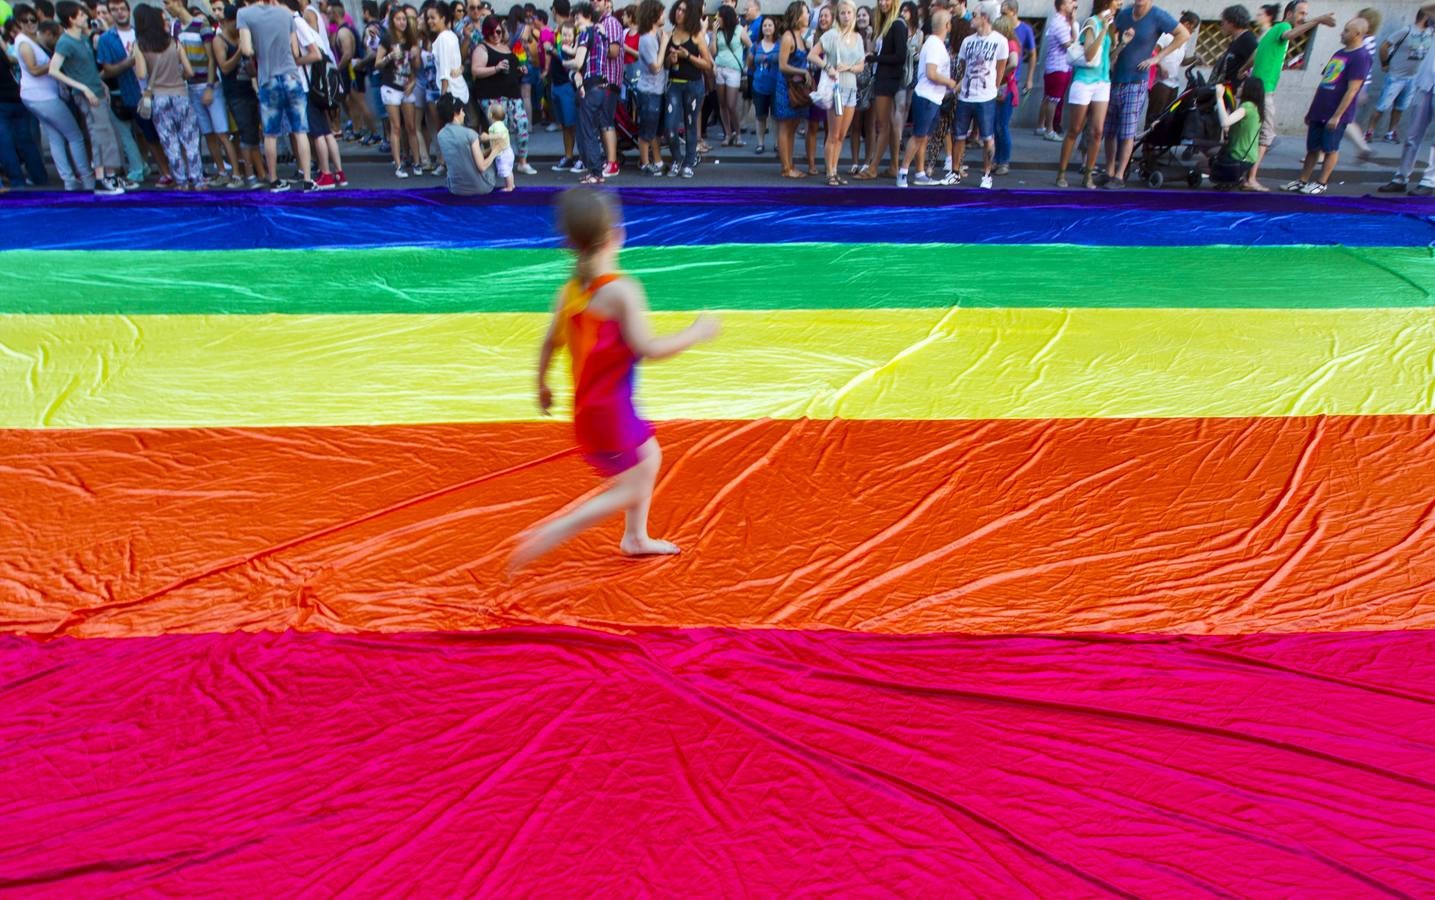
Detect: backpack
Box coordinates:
(310, 57, 346, 109)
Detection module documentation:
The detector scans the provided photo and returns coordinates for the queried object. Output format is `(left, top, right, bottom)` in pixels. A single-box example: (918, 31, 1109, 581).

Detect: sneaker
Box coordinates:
(551, 156, 574, 171)
(602, 162, 620, 178)
(755, 143, 765, 153)
(545, 122, 558, 132)
(1378, 180, 1408, 194)
(1280, 179, 1307, 192)
(912, 171, 936, 186)
(1055, 173, 1068, 188)
(1413, 183, 1435, 196)
(1103, 177, 1124, 190)
(378, 140, 392, 153)
(516, 162, 539, 176)
(156, 174, 176, 189)
(896, 171, 908, 188)
(269, 179, 292, 193)
(1383, 130, 1400, 144)
(1300, 181, 1327, 195)
(1043, 130, 1063, 142)
(245, 175, 262, 189)
(120, 178, 141, 191)
(939, 171, 960, 185)
(666, 164, 681, 177)
(93, 177, 124, 196)
(394, 164, 410, 179)
(207, 173, 230, 188)
(681, 166, 694, 178)
(63, 179, 82, 192)
(226, 175, 246, 189)
(980, 174, 994, 189)
(313, 172, 338, 190)
(993, 164, 1009, 176)
(1363, 129, 1374, 142)
(1034, 127, 1047, 137)
(570, 159, 586, 174)
(1082, 170, 1096, 189)
(300, 179, 320, 192)
(337, 170, 349, 186)
(430, 165, 444, 178)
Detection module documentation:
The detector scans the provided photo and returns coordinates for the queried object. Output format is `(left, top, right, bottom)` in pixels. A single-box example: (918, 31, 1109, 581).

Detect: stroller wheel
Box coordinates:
(1146, 170, 1164, 189)
(1186, 170, 1202, 189)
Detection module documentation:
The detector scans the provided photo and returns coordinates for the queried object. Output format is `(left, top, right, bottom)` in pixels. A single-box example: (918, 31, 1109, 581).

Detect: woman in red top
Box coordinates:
(511, 188, 720, 571)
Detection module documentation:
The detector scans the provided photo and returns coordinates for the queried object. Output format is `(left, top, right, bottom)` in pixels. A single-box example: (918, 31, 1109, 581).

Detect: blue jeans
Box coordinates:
(994, 95, 1014, 165)
(664, 78, 704, 169)
(577, 82, 607, 172)
(0, 101, 48, 185)
(22, 97, 88, 185)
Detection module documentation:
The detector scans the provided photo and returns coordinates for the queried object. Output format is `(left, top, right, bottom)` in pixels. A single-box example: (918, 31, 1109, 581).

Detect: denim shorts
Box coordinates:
(187, 82, 230, 135)
(1305, 120, 1342, 154)
(224, 83, 261, 148)
(752, 90, 774, 118)
(911, 95, 941, 137)
(257, 72, 308, 137)
(637, 89, 662, 140)
(551, 81, 577, 127)
(954, 98, 997, 140)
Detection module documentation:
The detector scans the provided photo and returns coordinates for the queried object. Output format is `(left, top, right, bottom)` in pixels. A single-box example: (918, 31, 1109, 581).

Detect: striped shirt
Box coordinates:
(598, 13, 624, 84)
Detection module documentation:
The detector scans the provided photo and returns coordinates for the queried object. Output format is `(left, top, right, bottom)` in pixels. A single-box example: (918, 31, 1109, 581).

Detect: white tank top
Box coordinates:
(15, 34, 62, 102)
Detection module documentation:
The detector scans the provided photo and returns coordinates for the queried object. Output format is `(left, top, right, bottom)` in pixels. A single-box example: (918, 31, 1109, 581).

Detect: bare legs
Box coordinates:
(510, 438, 677, 570)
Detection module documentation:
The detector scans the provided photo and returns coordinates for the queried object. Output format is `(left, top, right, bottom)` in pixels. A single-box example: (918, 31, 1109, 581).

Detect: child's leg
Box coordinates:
(1316, 149, 1340, 184)
(510, 439, 676, 570)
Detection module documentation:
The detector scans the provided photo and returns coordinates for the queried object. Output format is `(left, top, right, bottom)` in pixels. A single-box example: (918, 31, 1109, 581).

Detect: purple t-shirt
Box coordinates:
(1306, 46, 1372, 125)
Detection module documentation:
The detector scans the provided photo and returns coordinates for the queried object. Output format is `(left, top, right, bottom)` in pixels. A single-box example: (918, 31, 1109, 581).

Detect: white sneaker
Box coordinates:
(980, 174, 994, 189)
(939, 171, 960, 185)
(912, 172, 936, 186)
(1043, 130, 1063, 142)
(1300, 181, 1328, 195)
(516, 162, 538, 176)
(1034, 127, 1047, 137)
(1280, 179, 1306, 192)
(896, 171, 909, 188)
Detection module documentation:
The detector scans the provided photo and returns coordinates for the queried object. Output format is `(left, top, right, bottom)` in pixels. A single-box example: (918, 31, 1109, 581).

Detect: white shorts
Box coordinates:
(187, 82, 230, 135)
(1066, 79, 1110, 107)
(380, 85, 417, 106)
(496, 146, 514, 178)
(714, 66, 741, 89)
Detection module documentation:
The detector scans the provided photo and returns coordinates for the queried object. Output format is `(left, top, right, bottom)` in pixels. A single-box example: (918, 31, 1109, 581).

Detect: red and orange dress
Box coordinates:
(556, 273, 655, 477)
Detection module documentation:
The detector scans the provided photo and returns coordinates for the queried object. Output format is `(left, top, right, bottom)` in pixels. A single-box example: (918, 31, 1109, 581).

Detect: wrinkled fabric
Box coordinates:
(5, 417, 1435, 638)
(3, 308, 1434, 428)
(0, 245, 1430, 315)
(2, 191, 1432, 249)
(2, 629, 1434, 896)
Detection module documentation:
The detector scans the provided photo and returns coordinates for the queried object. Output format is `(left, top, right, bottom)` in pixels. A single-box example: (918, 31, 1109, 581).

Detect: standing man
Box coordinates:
(1210, 4, 1256, 85)
(48, 0, 130, 193)
(1282, 15, 1370, 194)
(1244, 0, 1334, 189)
(595, 0, 624, 176)
(168, 0, 244, 185)
(1101, 0, 1189, 188)
(238, 0, 316, 191)
(1366, 7, 1431, 143)
(94, 0, 156, 183)
(1001, 0, 1036, 99)
(951, 0, 1006, 187)
(1378, 4, 1435, 193)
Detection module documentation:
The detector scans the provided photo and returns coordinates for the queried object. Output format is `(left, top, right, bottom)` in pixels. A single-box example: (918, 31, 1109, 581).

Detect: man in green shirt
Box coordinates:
(1244, 0, 1335, 189)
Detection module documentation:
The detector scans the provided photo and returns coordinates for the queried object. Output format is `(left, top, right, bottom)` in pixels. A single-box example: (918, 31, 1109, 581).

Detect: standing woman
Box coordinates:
(417, 10, 442, 169)
(1054, 0, 1113, 187)
(505, 5, 536, 131)
(710, 4, 748, 145)
(773, 0, 810, 177)
(378, 7, 423, 175)
(1038, 0, 1077, 139)
(14, 10, 91, 190)
(133, 4, 205, 189)
(992, 14, 1021, 175)
(847, 4, 874, 173)
(818, 0, 863, 184)
(748, 14, 778, 152)
(804, 3, 833, 173)
(860, 0, 905, 177)
(633, 0, 666, 174)
(472, 16, 535, 175)
(661, 0, 711, 177)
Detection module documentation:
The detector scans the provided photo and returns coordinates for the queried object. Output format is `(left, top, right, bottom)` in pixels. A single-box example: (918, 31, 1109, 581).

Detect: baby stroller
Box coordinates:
(1132, 71, 1223, 189)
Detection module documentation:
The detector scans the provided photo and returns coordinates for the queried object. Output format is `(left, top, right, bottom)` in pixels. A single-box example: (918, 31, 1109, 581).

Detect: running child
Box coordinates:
(482, 100, 516, 190)
(510, 187, 720, 570)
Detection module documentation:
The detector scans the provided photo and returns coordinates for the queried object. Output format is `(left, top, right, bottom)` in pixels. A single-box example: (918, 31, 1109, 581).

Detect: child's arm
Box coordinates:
(536, 291, 565, 414)
(611, 280, 718, 360)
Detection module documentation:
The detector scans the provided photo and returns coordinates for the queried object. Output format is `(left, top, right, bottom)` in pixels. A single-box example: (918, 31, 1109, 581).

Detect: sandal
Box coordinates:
(826, 174, 842, 186)
(853, 168, 877, 180)
(578, 174, 605, 185)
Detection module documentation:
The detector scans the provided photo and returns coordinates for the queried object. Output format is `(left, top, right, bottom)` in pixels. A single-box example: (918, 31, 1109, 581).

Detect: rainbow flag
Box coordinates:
(2, 188, 1435, 894)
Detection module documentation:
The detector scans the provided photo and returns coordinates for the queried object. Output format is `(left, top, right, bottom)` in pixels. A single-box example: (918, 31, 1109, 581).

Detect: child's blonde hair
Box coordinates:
(487, 101, 507, 125)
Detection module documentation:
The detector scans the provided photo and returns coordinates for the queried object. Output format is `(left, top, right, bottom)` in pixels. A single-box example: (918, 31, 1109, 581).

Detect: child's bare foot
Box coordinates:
(620, 536, 680, 557)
